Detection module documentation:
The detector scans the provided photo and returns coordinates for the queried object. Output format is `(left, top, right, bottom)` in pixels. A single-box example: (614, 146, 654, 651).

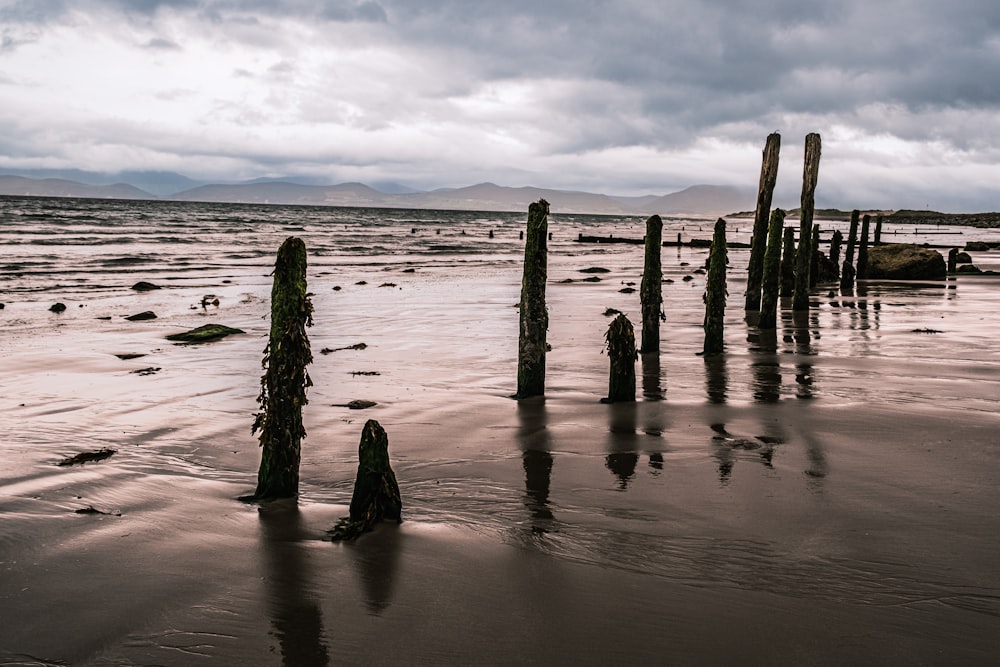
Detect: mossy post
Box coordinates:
(809, 224, 821, 289)
(252, 237, 314, 500)
(603, 313, 637, 403)
(328, 419, 402, 541)
(857, 214, 872, 280)
(702, 218, 728, 356)
(780, 226, 796, 297)
(758, 209, 786, 329)
(793, 133, 821, 312)
(840, 209, 860, 292)
(516, 199, 549, 398)
(745, 132, 781, 311)
(830, 229, 843, 278)
(640, 214, 663, 353)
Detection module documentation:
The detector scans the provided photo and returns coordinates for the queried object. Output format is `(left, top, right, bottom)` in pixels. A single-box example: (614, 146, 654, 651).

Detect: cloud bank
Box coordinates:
(1, 0, 997, 210)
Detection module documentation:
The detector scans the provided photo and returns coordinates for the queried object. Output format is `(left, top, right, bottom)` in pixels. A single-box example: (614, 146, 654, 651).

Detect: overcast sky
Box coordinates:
(1, 0, 997, 210)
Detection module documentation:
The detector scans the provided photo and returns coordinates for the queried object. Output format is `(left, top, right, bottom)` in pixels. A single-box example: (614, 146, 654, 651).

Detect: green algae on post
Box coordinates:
(640, 214, 664, 353)
(745, 132, 781, 311)
(780, 226, 796, 297)
(328, 419, 402, 541)
(793, 133, 821, 312)
(857, 214, 872, 280)
(166, 323, 245, 343)
(758, 208, 786, 330)
(603, 313, 637, 403)
(251, 236, 313, 500)
(516, 199, 549, 399)
(702, 218, 727, 356)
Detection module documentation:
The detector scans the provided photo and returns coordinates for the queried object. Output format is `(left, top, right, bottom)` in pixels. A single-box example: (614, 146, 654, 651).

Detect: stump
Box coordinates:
(702, 218, 728, 356)
(639, 215, 663, 353)
(793, 133, 821, 311)
(516, 199, 549, 398)
(745, 132, 781, 311)
(328, 420, 402, 541)
(780, 226, 796, 298)
(603, 313, 637, 403)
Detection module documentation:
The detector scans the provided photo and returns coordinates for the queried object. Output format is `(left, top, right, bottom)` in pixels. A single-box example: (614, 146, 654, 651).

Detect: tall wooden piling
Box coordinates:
(830, 229, 843, 277)
(874, 215, 883, 245)
(780, 226, 796, 297)
(840, 209, 860, 292)
(809, 224, 821, 289)
(702, 218, 728, 356)
(640, 214, 664, 353)
(745, 132, 781, 311)
(758, 209, 786, 329)
(948, 248, 958, 273)
(857, 214, 871, 280)
(793, 133, 822, 312)
(603, 313, 637, 403)
(252, 236, 314, 500)
(516, 199, 550, 398)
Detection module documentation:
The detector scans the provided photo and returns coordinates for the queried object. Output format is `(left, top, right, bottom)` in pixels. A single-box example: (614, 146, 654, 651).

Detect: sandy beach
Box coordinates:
(2, 197, 1000, 665)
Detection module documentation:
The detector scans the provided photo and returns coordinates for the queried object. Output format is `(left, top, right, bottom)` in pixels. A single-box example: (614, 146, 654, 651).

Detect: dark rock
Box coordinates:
(866, 244, 946, 280)
(58, 448, 117, 466)
(0, 303, 4, 309)
(131, 281, 161, 291)
(115, 353, 147, 360)
(334, 399, 377, 410)
(964, 241, 990, 252)
(582, 276, 602, 282)
(49, 302, 67, 313)
(580, 267, 611, 273)
(619, 287, 636, 294)
(955, 252, 973, 263)
(956, 264, 983, 274)
(165, 323, 245, 343)
(130, 367, 161, 376)
(125, 311, 157, 321)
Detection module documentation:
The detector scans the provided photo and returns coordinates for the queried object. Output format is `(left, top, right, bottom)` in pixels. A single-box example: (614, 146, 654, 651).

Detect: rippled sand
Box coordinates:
(2, 198, 999, 664)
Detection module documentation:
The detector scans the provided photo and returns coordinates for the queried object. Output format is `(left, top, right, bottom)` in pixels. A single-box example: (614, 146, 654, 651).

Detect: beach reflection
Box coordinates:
(606, 401, 639, 489)
(704, 354, 728, 404)
(517, 398, 555, 532)
(347, 525, 402, 615)
(258, 502, 330, 667)
(748, 327, 781, 403)
(640, 351, 665, 401)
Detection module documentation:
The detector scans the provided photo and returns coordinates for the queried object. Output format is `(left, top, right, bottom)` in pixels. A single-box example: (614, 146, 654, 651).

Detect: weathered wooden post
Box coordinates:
(780, 226, 796, 297)
(252, 236, 314, 500)
(809, 224, 821, 289)
(328, 419, 402, 541)
(857, 214, 871, 280)
(702, 218, 727, 356)
(948, 248, 958, 273)
(758, 209, 786, 329)
(603, 313, 637, 403)
(745, 132, 781, 311)
(829, 229, 843, 278)
(840, 209, 860, 292)
(640, 214, 663, 353)
(516, 199, 550, 398)
(874, 215, 883, 245)
(793, 133, 821, 311)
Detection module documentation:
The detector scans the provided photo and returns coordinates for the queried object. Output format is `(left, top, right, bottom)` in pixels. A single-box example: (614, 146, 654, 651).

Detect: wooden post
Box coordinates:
(328, 419, 402, 541)
(840, 209, 860, 292)
(829, 229, 843, 278)
(516, 199, 549, 398)
(702, 218, 727, 356)
(603, 313, 637, 403)
(640, 214, 663, 353)
(780, 226, 796, 297)
(758, 209, 786, 329)
(874, 215, 883, 245)
(809, 224, 820, 289)
(745, 132, 781, 311)
(252, 237, 314, 500)
(948, 248, 958, 273)
(857, 214, 871, 280)
(793, 133, 821, 312)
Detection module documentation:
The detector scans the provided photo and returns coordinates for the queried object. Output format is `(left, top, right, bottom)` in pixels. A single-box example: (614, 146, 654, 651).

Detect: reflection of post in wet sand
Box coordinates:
(802, 431, 829, 490)
(346, 524, 402, 616)
(788, 311, 816, 400)
(640, 351, 665, 401)
(606, 401, 639, 489)
(258, 503, 330, 666)
(703, 354, 728, 404)
(517, 398, 555, 532)
(748, 326, 781, 403)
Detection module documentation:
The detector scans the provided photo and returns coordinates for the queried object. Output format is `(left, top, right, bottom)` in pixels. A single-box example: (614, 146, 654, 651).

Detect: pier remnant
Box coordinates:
(793, 133, 821, 311)
(745, 132, 781, 311)
(857, 214, 872, 280)
(809, 224, 821, 289)
(328, 419, 402, 541)
(948, 248, 958, 273)
(780, 227, 796, 297)
(874, 215, 883, 245)
(640, 214, 664, 353)
(516, 199, 550, 398)
(252, 237, 314, 500)
(702, 218, 728, 356)
(758, 209, 786, 329)
(829, 230, 843, 279)
(603, 313, 637, 403)
(840, 209, 860, 292)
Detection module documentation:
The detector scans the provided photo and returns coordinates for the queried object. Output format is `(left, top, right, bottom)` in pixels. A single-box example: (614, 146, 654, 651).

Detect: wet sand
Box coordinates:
(2, 200, 1000, 664)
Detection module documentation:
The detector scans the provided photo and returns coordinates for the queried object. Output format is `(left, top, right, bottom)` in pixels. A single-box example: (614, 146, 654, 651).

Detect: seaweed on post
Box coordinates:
(758, 209, 786, 329)
(516, 199, 550, 399)
(640, 214, 664, 353)
(603, 313, 637, 403)
(745, 132, 781, 311)
(328, 419, 402, 541)
(702, 218, 728, 356)
(857, 214, 872, 280)
(251, 236, 313, 501)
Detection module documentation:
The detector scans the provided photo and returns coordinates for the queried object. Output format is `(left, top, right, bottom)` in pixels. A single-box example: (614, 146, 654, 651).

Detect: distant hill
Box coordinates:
(644, 185, 754, 217)
(0, 175, 154, 200)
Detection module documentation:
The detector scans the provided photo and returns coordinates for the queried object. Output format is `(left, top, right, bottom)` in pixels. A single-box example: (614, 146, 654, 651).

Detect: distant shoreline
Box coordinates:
(728, 207, 1000, 228)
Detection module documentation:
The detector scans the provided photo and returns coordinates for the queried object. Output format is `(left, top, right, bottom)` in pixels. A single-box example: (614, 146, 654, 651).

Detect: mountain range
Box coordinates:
(0, 170, 754, 217)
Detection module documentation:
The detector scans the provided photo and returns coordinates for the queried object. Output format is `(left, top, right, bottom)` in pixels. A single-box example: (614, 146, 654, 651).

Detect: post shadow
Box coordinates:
(605, 401, 639, 490)
(258, 502, 331, 666)
(517, 398, 555, 531)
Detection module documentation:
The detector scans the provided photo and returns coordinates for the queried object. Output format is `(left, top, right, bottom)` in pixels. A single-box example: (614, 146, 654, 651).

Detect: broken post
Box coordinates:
(830, 229, 843, 279)
(857, 214, 871, 280)
(252, 236, 314, 500)
(809, 224, 821, 289)
(793, 133, 821, 311)
(702, 218, 728, 356)
(745, 132, 781, 311)
(874, 215, 883, 246)
(840, 209, 860, 292)
(758, 209, 786, 329)
(640, 214, 663, 353)
(603, 313, 637, 403)
(516, 199, 550, 398)
(780, 227, 796, 297)
(328, 419, 402, 541)
(948, 248, 958, 273)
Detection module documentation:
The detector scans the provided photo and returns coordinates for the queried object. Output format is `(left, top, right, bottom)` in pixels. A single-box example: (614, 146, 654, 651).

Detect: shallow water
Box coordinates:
(1, 196, 999, 664)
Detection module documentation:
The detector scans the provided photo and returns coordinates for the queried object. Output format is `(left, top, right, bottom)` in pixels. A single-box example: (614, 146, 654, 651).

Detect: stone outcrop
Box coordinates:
(866, 244, 946, 280)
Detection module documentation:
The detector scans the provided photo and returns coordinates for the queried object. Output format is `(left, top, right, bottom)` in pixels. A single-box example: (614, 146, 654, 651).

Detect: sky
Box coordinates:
(0, 0, 998, 211)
